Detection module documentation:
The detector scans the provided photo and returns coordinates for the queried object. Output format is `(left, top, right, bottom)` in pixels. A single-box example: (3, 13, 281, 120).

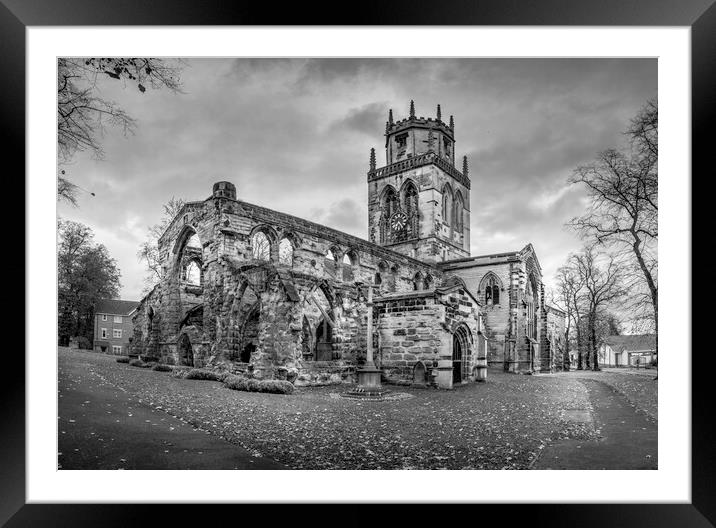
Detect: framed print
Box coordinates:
(5, 0, 710, 525)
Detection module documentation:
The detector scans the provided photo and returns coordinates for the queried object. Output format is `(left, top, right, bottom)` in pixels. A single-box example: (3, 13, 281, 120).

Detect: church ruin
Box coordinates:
(131, 102, 562, 388)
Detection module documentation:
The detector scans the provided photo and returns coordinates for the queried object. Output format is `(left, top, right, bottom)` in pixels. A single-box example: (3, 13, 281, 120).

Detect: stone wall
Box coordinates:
(375, 286, 482, 388)
(132, 182, 487, 387)
(439, 245, 548, 374)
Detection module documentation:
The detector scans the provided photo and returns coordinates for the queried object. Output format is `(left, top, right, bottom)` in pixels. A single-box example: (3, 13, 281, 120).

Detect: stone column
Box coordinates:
(365, 286, 375, 367)
(352, 286, 383, 394)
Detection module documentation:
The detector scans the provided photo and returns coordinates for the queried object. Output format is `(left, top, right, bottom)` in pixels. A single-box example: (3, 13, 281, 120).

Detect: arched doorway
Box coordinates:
(315, 316, 333, 361)
(452, 334, 464, 384)
(452, 325, 472, 384)
(178, 333, 194, 367)
(239, 304, 260, 363)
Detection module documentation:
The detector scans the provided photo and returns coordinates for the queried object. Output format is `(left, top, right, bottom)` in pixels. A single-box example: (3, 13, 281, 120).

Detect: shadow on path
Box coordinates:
(532, 379, 657, 470)
(58, 357, 285, 470)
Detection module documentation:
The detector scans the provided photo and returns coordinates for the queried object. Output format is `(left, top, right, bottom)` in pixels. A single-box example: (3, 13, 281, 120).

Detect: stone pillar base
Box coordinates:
(342, 366, 390, 399)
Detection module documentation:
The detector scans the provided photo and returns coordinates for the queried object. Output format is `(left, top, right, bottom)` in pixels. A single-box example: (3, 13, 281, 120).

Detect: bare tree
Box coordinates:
(568, 99, 658, 353)
(58, 58, 184, 205)
(137, 196, 185, 290)
(555, 256, 586, 370)
(573, 246, 626, 371)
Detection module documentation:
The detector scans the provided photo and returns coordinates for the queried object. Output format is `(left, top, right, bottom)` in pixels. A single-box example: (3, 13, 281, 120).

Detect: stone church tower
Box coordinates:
(367, 101, 471, 263)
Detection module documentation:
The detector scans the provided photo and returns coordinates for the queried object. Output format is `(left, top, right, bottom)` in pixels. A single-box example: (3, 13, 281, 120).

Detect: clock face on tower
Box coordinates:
(390, 211, 408, 232)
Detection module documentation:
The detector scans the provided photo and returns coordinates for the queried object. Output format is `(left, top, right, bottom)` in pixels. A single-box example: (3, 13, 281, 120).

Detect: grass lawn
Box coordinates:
(59, 349, 599, 469)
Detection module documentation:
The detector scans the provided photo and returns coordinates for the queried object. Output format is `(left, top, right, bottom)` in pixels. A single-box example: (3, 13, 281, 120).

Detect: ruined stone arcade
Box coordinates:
(131, 101, 559, 388)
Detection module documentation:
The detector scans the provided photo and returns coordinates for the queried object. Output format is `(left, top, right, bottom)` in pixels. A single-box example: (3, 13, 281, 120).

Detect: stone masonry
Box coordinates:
(131, 101, 562, 386)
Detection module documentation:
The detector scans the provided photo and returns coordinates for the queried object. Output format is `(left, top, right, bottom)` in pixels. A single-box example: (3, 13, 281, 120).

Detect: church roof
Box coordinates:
(95, 299, 139, 316)
(603, 334, 656, 353)
(438, 243, 542, 272)
(375, 276, 481, 307)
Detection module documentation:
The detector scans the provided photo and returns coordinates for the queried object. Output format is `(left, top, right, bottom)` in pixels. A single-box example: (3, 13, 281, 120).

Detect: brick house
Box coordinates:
(93, 299, 139, 355)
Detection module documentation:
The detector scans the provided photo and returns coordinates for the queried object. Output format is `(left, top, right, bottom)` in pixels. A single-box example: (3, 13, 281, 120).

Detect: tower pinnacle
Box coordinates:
(409, 100, 415, 119)
(369, 148, 376, 171)
(463, 155, 469, 178)
(449, 115, 454, 130)
(436, 104, 442, 122)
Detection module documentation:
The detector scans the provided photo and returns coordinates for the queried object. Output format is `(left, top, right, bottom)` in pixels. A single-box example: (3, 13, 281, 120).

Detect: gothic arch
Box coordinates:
(173, 226, 204, 290)
(441, 183, 454, 225)
(177, 332, 195, 367)
(401, 179, 419, 238)
(379, 185, 400, 244)
(248, 224, 279, 244)
(172, 224, 201, 258)
(452, 323, 473, 383)
(380, 185, 399, 214)
(453, 190, 464, 232)
(238, 302, 260, 363)
(479, 272, 503, 305)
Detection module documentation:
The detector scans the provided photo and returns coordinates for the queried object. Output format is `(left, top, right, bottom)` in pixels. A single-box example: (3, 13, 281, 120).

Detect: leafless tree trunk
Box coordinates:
(568, 99, 658, 353)
(573, 247, 626, 371)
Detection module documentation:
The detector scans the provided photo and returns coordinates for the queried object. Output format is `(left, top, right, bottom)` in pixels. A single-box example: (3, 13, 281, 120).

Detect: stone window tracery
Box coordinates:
(379, 186, 400, 244)
(403, 181, 419, 239)
(484, 275, 500, 305)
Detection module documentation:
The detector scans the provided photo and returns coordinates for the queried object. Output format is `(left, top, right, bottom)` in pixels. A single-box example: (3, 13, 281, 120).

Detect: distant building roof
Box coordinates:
(603, 334, 656, 353)
(95, 299, 139, 316)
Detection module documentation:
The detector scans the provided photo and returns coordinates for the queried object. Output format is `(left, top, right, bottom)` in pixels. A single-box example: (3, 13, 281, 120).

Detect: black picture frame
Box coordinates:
(5, 0, 708, 525)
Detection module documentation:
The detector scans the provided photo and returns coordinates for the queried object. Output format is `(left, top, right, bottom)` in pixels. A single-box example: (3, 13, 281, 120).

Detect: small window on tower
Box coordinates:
(443, 137, 452, 158)
(395, 133, 408, 159)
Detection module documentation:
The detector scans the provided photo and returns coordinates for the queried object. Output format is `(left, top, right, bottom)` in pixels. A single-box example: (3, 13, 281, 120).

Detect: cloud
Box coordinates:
(58, 57, 656, 299)
(315, 198, 365, 237)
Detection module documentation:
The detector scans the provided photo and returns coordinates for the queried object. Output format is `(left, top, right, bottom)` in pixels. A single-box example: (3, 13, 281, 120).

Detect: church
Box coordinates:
(130, 101, 562, 389)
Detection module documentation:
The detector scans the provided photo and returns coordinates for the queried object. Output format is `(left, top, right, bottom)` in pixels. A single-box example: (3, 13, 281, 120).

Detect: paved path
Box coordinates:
(532, 379, 657, 469)
(58, 355, 285, 470)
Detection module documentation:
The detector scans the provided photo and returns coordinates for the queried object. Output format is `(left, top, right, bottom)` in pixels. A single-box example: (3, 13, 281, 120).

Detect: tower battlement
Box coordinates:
(382, 101, 457, 167)
(369, 101, 470, 263)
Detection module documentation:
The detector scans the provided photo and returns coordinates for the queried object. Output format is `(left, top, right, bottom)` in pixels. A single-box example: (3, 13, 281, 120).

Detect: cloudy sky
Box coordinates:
(58, 58, 656, 301)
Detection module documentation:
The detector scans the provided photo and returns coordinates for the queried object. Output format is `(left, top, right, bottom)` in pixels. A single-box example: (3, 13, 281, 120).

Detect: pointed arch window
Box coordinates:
(453, 191, 464, 232)
(403, 181, 419, 238)
(382, 186, 399, 218)
(380, 186, 400, 243)
(278, 238, 294, 266)
(252, 232, 271, 261)
(442, 184, 453, 226)
(484, 275, 500, 305)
